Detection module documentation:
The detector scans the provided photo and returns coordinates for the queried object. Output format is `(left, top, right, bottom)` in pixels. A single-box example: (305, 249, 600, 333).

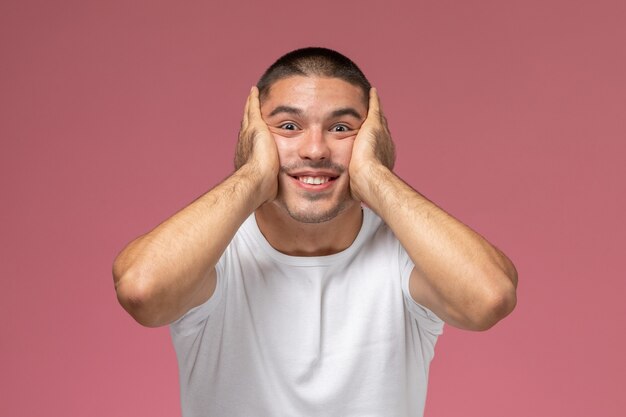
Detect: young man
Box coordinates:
(113, 47, 518, 416)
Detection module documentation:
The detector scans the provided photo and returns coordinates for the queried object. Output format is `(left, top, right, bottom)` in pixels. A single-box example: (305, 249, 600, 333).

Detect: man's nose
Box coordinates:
(298, 127, 330, 161)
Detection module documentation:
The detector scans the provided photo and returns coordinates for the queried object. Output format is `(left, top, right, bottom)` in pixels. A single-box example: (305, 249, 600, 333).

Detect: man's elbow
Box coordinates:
(114, 267, 169, 328)
(468, 278, 518, 331)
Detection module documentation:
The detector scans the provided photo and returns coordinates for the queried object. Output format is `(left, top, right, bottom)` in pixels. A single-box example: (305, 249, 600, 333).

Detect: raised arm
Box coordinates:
(113, 87, 277, 327)
(349, 88, 517, 331)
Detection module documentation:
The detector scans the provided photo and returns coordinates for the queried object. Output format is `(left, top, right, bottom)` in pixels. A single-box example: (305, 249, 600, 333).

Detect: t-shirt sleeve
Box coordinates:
(169, 250, 228, 336)
(398, 242, 445, 336)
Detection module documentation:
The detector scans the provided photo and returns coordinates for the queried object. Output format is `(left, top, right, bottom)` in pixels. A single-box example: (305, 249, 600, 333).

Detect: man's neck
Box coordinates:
(254, 203, 363, 257)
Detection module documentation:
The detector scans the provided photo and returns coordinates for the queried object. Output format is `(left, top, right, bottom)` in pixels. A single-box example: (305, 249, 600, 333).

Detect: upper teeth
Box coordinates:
(299, 176, 330, 185)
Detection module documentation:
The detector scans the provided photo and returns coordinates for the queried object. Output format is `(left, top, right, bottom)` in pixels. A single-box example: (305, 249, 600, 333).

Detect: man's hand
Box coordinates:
(347, 87, 517, 331)
(235, 86, 279, 204)
(349, 88, 396, 203)
(113, 87, 282, 327)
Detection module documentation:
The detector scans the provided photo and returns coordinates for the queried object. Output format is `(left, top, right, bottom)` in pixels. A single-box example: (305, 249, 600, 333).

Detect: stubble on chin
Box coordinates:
(283, 198, 353, 223)
(274, 159, 355, 223)
(275, 182, 357, 223)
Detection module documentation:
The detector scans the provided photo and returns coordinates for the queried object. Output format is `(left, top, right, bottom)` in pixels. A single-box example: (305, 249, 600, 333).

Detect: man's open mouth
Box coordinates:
(295, 176, 337, 185)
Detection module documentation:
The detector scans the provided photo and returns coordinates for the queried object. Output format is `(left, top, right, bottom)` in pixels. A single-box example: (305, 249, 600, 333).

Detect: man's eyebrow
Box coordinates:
(330, 107, 363, 120)
(268, 106, 303, 117)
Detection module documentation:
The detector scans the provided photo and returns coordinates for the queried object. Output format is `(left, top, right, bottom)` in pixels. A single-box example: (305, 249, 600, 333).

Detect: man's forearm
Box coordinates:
(356, 163, 517, 329)
(113, 164, 269, 327)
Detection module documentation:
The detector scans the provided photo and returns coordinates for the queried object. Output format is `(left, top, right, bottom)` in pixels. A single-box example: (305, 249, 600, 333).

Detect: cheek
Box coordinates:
(272, 135, 298, 163)
(334, 138, 356, 164)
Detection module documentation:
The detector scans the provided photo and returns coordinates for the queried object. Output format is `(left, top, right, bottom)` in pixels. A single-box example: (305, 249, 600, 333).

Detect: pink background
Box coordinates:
(2, 0, 624, 416)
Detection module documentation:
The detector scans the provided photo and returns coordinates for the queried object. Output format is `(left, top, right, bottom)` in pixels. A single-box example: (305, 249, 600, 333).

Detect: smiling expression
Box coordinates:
(261, 76, 368, 223)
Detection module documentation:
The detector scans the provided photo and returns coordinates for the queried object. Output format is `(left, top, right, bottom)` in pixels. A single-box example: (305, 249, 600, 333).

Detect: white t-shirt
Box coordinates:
(170, 207, 444, 417)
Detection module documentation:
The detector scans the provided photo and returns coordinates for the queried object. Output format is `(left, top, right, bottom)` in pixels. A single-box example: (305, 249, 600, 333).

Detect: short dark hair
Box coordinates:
(257, 47, 371, 102)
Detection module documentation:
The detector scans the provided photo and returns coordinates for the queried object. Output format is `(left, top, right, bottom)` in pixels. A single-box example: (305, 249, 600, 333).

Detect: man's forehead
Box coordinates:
(261, 76, 368, 115)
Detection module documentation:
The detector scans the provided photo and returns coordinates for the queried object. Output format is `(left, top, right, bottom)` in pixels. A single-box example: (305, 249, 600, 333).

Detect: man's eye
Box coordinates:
(331, 124, 350, 132)
(280, 123, 298, 130)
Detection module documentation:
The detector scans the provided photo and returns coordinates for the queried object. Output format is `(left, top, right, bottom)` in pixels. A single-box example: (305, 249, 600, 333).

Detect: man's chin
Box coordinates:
(283, 199, 357, 224)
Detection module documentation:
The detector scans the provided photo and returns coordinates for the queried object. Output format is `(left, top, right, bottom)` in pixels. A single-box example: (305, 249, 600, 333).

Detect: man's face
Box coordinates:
(261, 76, 368, 223)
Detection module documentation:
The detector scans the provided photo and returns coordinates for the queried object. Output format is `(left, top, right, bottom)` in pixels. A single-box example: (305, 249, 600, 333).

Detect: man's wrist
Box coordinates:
(350, 161, 392, 208)
(235, 161, 277, 208)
